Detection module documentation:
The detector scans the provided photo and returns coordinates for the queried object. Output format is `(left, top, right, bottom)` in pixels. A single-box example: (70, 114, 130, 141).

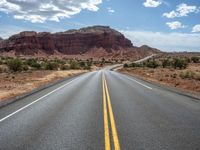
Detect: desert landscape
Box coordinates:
(0, 0, 200, 149)
(120, 53, 200, 95)
(0, 26, 162, 102)
(0, 57, 94, 101)
(0, 26, 199, 102)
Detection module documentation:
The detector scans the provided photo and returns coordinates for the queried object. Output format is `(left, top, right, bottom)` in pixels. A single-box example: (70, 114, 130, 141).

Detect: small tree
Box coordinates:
(69, 60, 80, 69)
(101, 58, 105, 65)
(86, 59, 92, 66)
(123, 63, 128, 68)
(79, 61, 86, 68)
(162, 59, 171, 68)
(45, 62, 58, 70)
(8, 59, 23, 72)
(191, 56, 199, 63)
(27, 59, 41, 69)
(172, 58, 188, 69)
(146, 60, 159, 68)
(129, 63, 143, 67)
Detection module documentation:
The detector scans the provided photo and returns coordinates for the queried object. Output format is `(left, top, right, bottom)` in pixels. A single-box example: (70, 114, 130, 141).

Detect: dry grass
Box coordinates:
(119, 63, 200, 95)
(0, 70, 87, 101)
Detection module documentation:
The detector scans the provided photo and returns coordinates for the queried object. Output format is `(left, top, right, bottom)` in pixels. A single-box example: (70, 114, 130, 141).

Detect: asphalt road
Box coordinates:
(0, 70, 200, 150)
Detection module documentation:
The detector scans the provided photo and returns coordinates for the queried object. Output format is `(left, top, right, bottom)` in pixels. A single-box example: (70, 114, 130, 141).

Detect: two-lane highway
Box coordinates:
(0, 70, 200, 150)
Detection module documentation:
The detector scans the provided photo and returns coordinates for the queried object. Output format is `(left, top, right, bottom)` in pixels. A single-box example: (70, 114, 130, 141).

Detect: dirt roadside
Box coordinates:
(0, 70, 88, 102)
(118, 63, 200, 96)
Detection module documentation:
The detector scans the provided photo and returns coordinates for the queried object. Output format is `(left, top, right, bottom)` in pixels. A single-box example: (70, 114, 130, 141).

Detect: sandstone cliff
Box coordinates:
(0, 26, 160, 59)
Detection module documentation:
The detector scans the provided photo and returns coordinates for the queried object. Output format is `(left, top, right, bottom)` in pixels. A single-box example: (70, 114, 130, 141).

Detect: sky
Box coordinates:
(0, 0, 200, 52)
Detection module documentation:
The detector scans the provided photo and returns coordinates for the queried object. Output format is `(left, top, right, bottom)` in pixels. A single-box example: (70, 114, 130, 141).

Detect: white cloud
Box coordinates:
(143, 0, 162, 8)
(107, 7, 115, 13)
(14, 15, 47, 23)
(0, 0, 21, 13)
(166, 21, 185, 30)
(0, 0, 102, 23)
(121, 30, 200, 52)
(192, 24, 200, 33)
(163, 3, 199, 18)
(163, 11, 178, 18)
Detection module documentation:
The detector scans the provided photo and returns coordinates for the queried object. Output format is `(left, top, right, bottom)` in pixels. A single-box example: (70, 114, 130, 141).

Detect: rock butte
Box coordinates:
(0, 26, 160, 59)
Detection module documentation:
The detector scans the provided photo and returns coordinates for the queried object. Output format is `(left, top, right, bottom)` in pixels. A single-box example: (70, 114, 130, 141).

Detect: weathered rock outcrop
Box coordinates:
(0, 26, 160, 59)
(0, 26, 133, 55)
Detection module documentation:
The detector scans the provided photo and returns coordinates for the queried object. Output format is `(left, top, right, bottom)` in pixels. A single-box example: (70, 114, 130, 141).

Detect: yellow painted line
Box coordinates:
(102, 74, 111, 150)
(104, 74, 121, 150)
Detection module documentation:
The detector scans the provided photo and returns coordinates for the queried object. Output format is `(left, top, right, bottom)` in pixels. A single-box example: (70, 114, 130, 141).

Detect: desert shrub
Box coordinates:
(123, 63, 128, 68)
(83, 65, 91, 70)
(44, 62, 59, 70)
(145, 60, 159, 68)
(7, 59, 23, 72)
(162, 59, 171, 68)
(172, 58, 188, 69)
(79, 61, 86, 68)
(86, 59, 92, 67)
(53, 59, 65, 65)
(3, 57, 13, 61)
(84, 61, 92, 70)
(70, 60, 91, 70)
(129, 63, 143, 68)
(69, 60, 80, 69)
(179, 71, 195, 79)
(2, 57, 10, 65)
(22, 64, 29, 71)
(191, 56, 199, 63)
(33, 63, 41, 69)
(185, 57, 191, 63)
(0, 65, 8, 73)
(60, 65, 69, 70)
(27, 59, 41, 69)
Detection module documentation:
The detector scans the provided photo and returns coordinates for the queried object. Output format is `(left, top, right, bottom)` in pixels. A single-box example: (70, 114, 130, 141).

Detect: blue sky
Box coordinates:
(0, 0, 200, 52)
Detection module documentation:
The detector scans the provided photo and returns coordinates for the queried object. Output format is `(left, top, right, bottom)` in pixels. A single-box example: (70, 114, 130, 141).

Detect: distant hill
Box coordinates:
(0, 26, 160, 60)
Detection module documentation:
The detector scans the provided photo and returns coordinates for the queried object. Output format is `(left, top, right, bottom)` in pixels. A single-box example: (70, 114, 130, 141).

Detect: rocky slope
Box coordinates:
(0, 26, 160, 59)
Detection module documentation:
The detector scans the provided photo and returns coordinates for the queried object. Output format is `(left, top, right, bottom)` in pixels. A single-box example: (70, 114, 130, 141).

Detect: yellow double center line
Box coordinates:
(102, 73, 120, 150)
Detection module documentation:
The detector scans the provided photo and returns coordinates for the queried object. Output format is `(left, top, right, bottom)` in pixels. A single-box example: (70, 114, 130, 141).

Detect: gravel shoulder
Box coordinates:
(0, 70, 88, 102)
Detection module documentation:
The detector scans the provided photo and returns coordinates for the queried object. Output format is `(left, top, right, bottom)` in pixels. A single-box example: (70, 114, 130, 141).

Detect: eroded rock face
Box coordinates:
(0, 26, 133, 55)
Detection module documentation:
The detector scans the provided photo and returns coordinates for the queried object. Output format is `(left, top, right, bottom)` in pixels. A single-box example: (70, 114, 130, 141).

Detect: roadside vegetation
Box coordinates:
(121, 54, 200, 94)
(0, 56, 119, 101)
(0, 57, 94, 73)
(123, 56, 199, 69)
(0, 56, 93, 101)
(123, 56, 200, 81)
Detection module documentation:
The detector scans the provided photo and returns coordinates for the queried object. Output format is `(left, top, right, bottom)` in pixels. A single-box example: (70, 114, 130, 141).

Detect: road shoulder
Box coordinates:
(0, 71, 87, 108)
(118, 71, 200, 101)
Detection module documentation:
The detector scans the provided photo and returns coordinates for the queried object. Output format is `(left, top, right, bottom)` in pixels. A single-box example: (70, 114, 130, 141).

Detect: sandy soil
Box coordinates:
(119, 63, 200, 95)
(0, 70, 87, 101)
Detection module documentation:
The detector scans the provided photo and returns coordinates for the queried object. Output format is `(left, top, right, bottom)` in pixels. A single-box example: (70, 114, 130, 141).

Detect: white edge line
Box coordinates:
(108, 71, 152, 90)
(122, 74, 152, 90)
(0, 75, 82, 123)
